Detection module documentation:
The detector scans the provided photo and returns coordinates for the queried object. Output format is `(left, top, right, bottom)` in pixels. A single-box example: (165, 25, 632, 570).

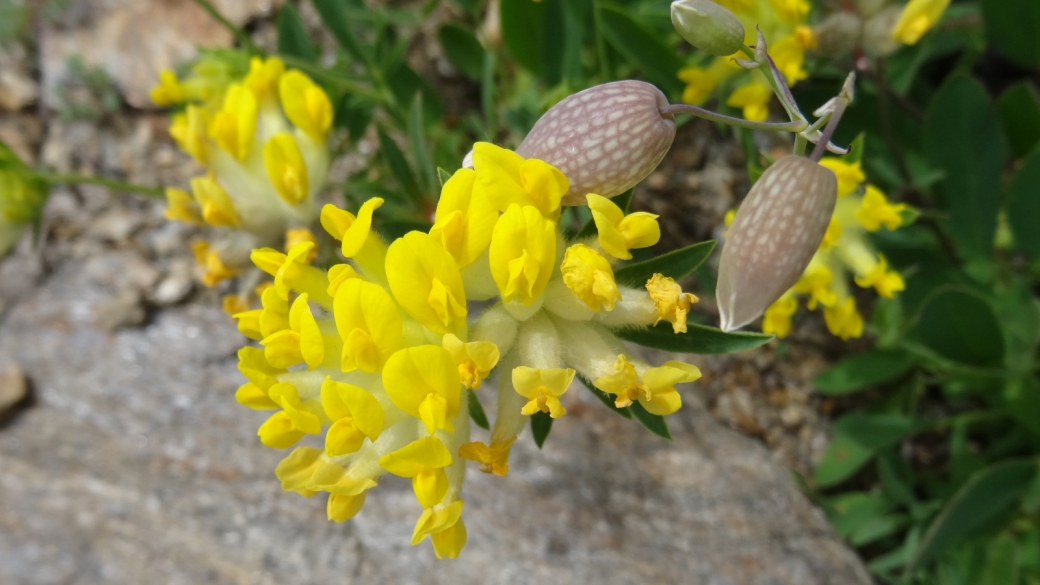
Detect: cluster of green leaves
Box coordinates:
(796, 2, 1040, 583)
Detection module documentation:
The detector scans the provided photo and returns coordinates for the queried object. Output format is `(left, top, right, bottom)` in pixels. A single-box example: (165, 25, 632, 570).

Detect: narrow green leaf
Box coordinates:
(386, 64, 443, 122)
(310, 0, 367, 61)
(438, 23, 485, 81)
(277, 4, 317, 62)
(1007, 145, 1040, 259)
(613, 322, 773, 354)
(468, 389, 490, 430)
(924, 75, 1007, 259)
(377, 129, 422, 203)
(849, 513, 910, 547)
(912, 288, 1005, 366)
(998, 82, 1040, 157)
(408, 94, 435, 193)
(629, 402, 671, 439)
(824, 491, 896, 538)
(813, 349, 917, 394)
(613, 241, 716, 287)
(814, 414, 917, 488)
(598, 5, 684, 94)
(577, 373, 632, 419)
(499, 0, 565, 85)
(980, 0, 1040, 68)
(333, 94, 373, 141)
(909, 459, 1039, 573)
(530, 411, 553, 448)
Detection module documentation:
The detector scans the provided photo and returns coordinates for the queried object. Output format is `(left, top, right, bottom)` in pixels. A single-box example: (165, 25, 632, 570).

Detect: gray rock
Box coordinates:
(0, 244, 871, 585)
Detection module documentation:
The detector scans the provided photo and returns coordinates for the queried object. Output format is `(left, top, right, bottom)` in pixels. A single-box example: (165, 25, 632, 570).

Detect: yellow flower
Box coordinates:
(678, 66, 719, 106)
(513, 366, 575, 419)
(163, 187, 203, 225)
(386, 231, 468, 336)
(328, 492, 368, 523)
(646, 274, 699, 334)
(150, 69, 185, 106)
(820, 216, 843, 250)
(429, 168, 499, 268)
(382, 345, 462, 435)
(379, 436, 454, 508)
(818, 158, 865, 197)
(263, 133, 309, 205)
(274, 446, 324, 496)
(594, 355, 701, 415)
(854, 255, 905, 298)
(191, 240, 239, 287)
(794, 263, 837, 310)
(209, 83, 258, 161)
(252, 242, 333, 307)
(442, 333, 500, 390)
(284, 228, 318, 262)
(333, 278, 402, 373)
(794, 25, 817, 49)
(560, 244, 622, 312)
(320, 377, 384, 456)
(824, 297, 864, 340)
(857, 185, 907, 231)
(279, 70, 333, 142)
(412, 500, 464, 546)
(892, 0, 950, 45)
(726, 83, 773, 122)
(244, 56, 285, 100)
(471, 142, 569, 218)
(586, 193, 661, 260)
(770, 36, 808, 85)
(431, 518, 467, 560)
(261, 293, 326, 370)
(257, 382, 323, 449)
(191, 175, 240, 228)
(458, 439, 515, 476)
(770, 0, 811, 23)
(762, 294, 798, 338)
(169, 106, 209, 163)
(488, 204, 557, 306)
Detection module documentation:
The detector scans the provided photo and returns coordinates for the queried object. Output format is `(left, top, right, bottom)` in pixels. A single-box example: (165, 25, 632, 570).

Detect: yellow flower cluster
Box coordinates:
(152, 56, 333, 289)
(760, 158, 910, 340)
(0, 146, 47, 256)
(232, 143, 702, 558)
(678, 0, 816, 121)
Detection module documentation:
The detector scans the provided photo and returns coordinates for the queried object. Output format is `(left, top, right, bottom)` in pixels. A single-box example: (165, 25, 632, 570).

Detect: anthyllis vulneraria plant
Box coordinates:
(151, 54, 332, 293)
(0, 142, 47, 256)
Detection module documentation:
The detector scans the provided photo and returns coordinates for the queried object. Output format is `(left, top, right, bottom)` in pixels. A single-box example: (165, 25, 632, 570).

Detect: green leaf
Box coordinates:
(386, 64, 443, 122)
(310, 0, 367, 61)
(613, 322, 772, 355)
(924, 75, 1007, 259)
(333, 94, 373, 142)
(629, 402, 671, 440)
(499, 0, 566, 85)
(980, 0, 1040, 68)
(530, 411, 553, 448)
(574, 190, 632, 240)
(980, 533, 1021, 585)
(277, 5, 317, 62)
(814, 413, 917, 488)
(912, 288, 1005, 366)
(909, 459, 1039, 573)
(825, 491, 896, 538)
(598, 5, 684, 95)
(438, 24, 485, 81)
(1007, 145, 1040, 259)
(468, 389, 490, 430)
(998, 82, 1040, 157)
(407, 95, 435, 193)
(377, 129, 422, 203)
(813, 349, 917, 395)
(577, 373, 632, 419)
(849, 513, 910, 547)
(613, 241, 716, 287)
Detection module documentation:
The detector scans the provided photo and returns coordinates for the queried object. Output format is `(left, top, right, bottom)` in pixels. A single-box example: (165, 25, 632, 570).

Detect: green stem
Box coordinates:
(659, 104, 807, 132)
(190, 0, 262, 55)
(42, 173, 165, 197)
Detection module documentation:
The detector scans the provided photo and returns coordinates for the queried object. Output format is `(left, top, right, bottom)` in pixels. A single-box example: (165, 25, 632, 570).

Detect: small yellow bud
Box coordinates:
(560, 244, 622, 312)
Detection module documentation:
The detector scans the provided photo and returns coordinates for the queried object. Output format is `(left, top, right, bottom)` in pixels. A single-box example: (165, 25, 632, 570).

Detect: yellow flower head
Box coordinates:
(379, 436, 454, 508)
(857, 185, 907, 231)
(892, 0, 950, 45)
(191, 174, 240, 228)
(150, 69, 185, 106)
(560, 244, 622, 312)
(442, 333, 500, 390)
(279, 70, 333, 142)
(818, 158, 865, 197)
(429, 168, 498, 268)
(646, 274, 699, 334)
(333, 278, 402, 373)
(489, 204, 557, 306)
(163, 187, 203, 225)
(726, 82, 773, 122)
(472, 142, 569, 218)
(458, 438, 515, 476)
(854, 255, 905, 298)
(513, 366, 575, 419)
(794, 263, 837, 310)
(320, 377, 384, 456)
(386, 231, 468, 336)
(263, 133, 310, 205)
(762, 293, 798, 338)
(209, 83, 258, 161)
(382, 345, 462, 435)
(587, 193, 661, 260)
(824, 296, 864, 340)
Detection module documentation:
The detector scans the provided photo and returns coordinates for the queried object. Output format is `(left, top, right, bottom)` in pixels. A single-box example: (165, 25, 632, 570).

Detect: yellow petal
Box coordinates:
(382, 346, 461, 427)
(412, 468, 450, 508)
(431, 518, 467, 560)
(327, 492, 367, 522)
(411, 500, 464, 546)
(333, 278, 402, 373)
(263, 133, 310, 205)
(378, 436, 453, 478)
(236, 382, 278, 410)
(275, 446, 324, 495)
(279, 70, 333, 141)
(488, 204, 556, 305)
(385, 231, 468, 335)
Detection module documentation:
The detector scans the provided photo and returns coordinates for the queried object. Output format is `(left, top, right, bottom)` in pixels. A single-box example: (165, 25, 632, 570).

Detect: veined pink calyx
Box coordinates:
(515, 80, 676, 206)
(716, 156, 838, 332)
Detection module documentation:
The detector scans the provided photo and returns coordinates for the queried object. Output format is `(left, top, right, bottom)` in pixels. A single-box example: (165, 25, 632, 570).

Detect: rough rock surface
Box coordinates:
(0, 228, 871, 585)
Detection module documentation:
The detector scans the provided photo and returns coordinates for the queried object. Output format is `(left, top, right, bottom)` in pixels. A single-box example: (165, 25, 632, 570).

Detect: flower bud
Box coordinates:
(716, 156, 838, 332)
(670, 0, 746, 57)
(515, 81, 676, 206)
(813, 12, 864, 56)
